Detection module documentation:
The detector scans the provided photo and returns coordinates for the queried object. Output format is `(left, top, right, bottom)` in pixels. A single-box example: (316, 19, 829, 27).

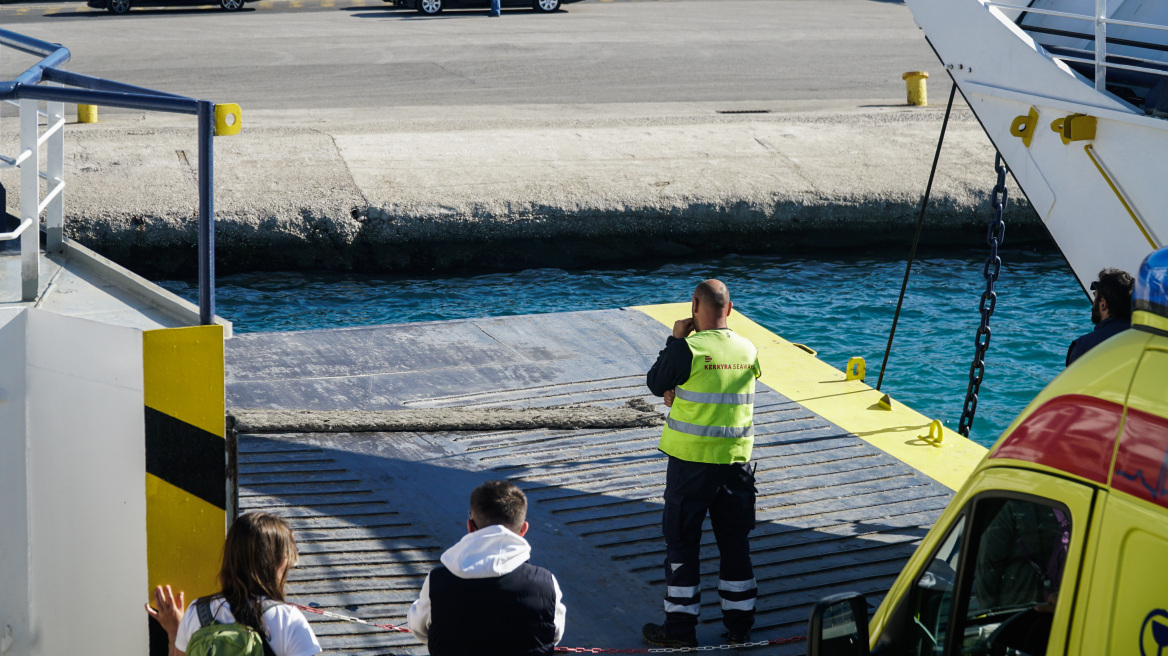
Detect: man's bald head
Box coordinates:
(694, 280, 730, 312)
(691, 279, 732, 331)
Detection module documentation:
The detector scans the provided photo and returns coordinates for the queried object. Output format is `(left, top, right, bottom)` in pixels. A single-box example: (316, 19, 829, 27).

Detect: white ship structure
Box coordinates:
(904, 0, 1167, 290)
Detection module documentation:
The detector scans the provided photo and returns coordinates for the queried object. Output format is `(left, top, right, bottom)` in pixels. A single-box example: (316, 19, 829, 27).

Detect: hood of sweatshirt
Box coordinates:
(440, 524, 532, 579)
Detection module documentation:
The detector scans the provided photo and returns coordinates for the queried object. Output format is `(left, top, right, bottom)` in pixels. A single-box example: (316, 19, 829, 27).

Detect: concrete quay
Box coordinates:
(8, 101, 1040, 276)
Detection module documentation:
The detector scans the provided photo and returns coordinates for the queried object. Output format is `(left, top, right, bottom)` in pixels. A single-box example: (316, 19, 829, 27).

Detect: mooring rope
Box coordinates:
(876, 82, 959, 391)
(230, 399, 663, 434)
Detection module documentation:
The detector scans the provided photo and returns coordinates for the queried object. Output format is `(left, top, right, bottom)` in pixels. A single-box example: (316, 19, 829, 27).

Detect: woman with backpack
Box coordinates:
(145, 512, 322, 656)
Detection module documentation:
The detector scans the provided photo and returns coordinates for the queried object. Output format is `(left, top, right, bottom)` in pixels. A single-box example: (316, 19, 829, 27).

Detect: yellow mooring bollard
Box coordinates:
(77, 104, 98, 123)
(902, 71, 929, 106)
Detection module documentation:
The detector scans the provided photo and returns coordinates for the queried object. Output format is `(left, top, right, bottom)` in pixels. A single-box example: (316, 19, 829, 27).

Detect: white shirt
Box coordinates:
(174, 596, 322, 656)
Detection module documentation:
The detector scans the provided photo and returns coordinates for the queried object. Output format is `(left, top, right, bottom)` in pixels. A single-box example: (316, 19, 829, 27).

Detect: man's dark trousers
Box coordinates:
(662, 456, 757, 638)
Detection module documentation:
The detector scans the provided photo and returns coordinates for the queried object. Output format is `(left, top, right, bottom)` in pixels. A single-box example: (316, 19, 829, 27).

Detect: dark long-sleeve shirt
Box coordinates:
(1066, 317, 1130, 367)
(646, 336, 694, 396)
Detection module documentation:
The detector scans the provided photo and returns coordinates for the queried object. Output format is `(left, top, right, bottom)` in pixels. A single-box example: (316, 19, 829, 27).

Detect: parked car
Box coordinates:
(88, 0, 251, 14)
(393, 0, 573, 15)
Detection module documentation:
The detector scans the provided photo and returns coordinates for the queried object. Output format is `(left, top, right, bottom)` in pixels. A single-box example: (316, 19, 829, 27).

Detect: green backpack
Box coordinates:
(185, 597, 278, 656)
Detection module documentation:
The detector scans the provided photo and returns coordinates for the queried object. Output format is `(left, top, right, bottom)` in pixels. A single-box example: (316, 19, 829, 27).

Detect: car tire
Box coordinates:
(220, 0, 245, 10)
(106, 0, 131, 13)
(417, 0, 441, 14)
(533, 0, 558, 11)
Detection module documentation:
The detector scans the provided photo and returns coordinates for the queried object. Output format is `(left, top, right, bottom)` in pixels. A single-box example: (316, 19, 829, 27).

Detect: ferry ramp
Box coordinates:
(226, 305, 985, 655)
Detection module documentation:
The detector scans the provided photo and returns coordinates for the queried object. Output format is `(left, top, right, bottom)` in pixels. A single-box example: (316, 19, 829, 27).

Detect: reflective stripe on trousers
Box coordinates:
(665, 575, 700, 615)
(664, 601, 701, 615)
(718, 578, 757, 611)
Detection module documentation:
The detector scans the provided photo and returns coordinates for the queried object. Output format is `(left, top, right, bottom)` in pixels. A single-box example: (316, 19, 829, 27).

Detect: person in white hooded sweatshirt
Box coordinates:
(409, 480, 567, 656)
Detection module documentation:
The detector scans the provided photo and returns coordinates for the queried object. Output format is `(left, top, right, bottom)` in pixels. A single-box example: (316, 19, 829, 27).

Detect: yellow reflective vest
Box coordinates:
(659, 329, 761, 464)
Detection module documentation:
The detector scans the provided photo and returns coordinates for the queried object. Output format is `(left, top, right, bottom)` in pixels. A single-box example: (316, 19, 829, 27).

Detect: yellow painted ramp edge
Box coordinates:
(633, 303, 987, 491)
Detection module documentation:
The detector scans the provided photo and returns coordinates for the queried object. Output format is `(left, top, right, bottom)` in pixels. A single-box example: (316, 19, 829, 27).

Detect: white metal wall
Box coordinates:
(0, 308, 148, 656)
(0, 309, 30, 656)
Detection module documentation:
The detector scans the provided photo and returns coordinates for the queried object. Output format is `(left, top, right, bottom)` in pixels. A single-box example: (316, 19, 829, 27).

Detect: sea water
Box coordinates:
(159, 248, 1089, 447)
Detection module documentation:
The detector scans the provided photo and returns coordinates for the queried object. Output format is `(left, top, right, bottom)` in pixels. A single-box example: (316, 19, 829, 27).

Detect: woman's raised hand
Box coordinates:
(145, 584, 186, 637)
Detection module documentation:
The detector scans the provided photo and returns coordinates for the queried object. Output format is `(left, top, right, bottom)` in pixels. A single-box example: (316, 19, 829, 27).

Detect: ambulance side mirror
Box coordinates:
(808, 592, 870, 656)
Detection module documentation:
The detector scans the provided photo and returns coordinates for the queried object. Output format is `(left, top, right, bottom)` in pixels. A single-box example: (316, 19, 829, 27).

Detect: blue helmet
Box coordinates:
(1134, 246, 1168, 319)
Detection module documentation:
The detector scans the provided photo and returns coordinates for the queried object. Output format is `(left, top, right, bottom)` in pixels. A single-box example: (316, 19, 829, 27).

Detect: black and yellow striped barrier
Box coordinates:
(143, 325, 226, 654)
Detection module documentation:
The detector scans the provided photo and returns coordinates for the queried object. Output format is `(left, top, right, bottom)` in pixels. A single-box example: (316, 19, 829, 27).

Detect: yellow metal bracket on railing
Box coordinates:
(214, 103, 242, 136)
(845, 356, 865, 382)
(1010, 106, 1039, 148)
(923, 419, 944, 447)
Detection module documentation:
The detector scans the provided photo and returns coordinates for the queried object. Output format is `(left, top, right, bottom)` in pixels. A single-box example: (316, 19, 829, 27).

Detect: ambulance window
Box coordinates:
(904, 515, 965, 656)
(957, 498, 1071, 656)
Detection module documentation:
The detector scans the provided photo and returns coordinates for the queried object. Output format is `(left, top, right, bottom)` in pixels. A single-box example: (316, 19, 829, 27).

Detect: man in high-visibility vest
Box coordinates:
(642, 279, 760, 649)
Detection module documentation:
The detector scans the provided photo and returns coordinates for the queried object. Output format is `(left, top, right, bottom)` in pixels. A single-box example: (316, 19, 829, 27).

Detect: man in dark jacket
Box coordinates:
(408, 480, 567, 656)
(1066, 268, 1134, 366)
(641, 280, 761, 649)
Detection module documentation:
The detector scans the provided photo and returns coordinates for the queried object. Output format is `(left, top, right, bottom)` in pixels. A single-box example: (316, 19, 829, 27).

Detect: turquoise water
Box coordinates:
(158, 249, 1089, 447)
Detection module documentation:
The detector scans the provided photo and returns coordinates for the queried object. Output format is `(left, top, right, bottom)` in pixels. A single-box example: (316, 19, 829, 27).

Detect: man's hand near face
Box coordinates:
(673, 318, 695, 340)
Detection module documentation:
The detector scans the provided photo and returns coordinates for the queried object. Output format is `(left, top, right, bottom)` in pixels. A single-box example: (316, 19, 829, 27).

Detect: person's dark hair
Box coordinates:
(694, 279, 730, 312)
(217, 512, 299, 631)
(470, 480, 527, 533)
(1095, 268, 1134, 321)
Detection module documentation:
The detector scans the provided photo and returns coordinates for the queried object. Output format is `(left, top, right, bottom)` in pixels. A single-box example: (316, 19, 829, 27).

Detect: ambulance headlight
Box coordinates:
(1134, 246, 1168, 318)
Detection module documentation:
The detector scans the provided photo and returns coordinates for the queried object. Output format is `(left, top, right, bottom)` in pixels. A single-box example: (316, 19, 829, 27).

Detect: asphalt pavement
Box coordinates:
(1, 0, 953, 110)
(0, 0, 1030, 276)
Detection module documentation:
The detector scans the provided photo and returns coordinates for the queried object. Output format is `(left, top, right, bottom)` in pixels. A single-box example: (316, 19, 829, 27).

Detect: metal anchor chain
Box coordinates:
(958, 153, 1009, 438)
(555, 635, 807, 653)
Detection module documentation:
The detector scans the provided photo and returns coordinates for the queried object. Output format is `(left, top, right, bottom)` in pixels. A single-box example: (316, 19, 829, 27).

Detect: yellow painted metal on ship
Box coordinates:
(1084, 144, 1158, 249)
(145, 472, 224, 601)
(845, 356, 865, 381)
(142, 325, 226, 617)
(1061, 113, 1097, 142)
(143, 325, 225, 437)
(632, 303, 986, 491)
(1011, 106, 1039, 148)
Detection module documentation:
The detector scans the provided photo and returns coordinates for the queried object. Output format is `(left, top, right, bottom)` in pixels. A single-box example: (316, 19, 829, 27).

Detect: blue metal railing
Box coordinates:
(0, 28, 221, 325)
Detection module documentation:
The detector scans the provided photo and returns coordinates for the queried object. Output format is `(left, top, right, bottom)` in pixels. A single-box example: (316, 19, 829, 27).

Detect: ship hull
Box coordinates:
(905, 0, 1166, 291)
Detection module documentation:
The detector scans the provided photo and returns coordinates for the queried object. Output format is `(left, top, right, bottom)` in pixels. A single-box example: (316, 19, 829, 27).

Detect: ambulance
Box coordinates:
(807, 246, 1168, 656)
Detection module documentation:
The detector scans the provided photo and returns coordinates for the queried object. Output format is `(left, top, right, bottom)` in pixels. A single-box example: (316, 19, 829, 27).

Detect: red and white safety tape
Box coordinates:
(292, 603, 410, 633)
(293, 603, 805, 653)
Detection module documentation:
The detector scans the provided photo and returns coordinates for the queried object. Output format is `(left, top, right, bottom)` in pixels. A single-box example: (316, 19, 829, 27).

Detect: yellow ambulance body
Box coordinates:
(807, 248, 1168, 656)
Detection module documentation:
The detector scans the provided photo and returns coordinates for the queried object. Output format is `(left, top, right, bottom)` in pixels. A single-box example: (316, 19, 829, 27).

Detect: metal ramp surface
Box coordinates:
(228, 308, 956, 655)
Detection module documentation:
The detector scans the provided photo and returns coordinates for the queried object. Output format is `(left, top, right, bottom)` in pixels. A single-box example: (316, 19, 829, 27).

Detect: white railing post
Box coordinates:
(19, 98, 39, 302)
(1096, 0, 1108, 92)
(46, 98, 64, 253)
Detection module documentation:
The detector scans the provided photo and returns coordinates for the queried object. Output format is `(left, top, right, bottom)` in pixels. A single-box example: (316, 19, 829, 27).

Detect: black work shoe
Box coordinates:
(723, 630, 751, 645)
(642, 623, 698, 648)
